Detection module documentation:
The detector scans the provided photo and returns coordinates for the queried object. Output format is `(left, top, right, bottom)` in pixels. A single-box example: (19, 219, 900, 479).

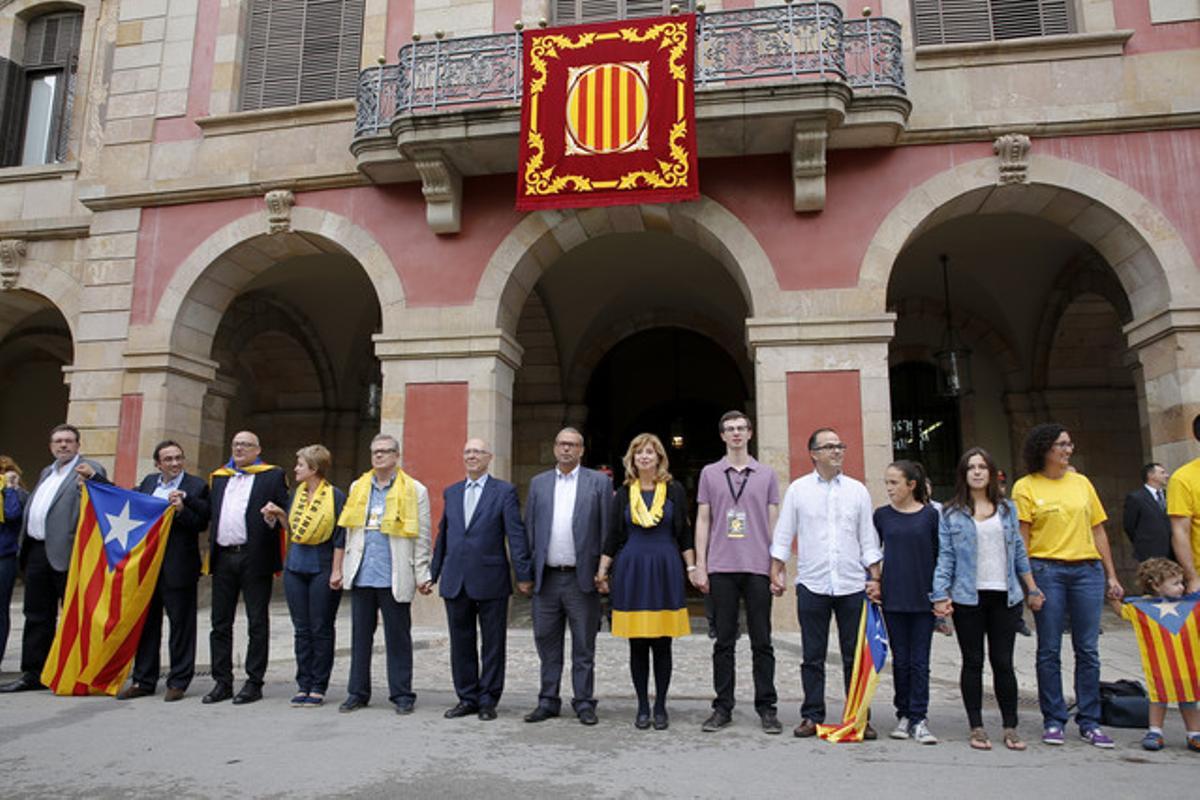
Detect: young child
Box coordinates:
(1110, 558, 1200, 752)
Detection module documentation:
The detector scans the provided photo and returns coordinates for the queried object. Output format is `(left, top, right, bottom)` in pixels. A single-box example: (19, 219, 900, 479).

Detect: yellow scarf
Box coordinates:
(209, 461, 279, 485)
(288, 479, 336, 545)
(337, 469, 419, 538)
(0, 486, 5, 523)
(629, 481, 667, 528)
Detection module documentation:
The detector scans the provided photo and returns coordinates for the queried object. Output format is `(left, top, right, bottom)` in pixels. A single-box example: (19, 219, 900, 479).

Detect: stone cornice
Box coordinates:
(0, 215, 91, 240)
(899, 111, 1200, 146)
(912, 29, 1134, 70)
(745, 314, 897, 347)
(373, 329, 524, 371)
(0, 160, 80, 185)
(121, 348, 219, 383)
(76, 172, 368, 212)
(194, 99, 356, 137)
(1124, 307, 1200, 350)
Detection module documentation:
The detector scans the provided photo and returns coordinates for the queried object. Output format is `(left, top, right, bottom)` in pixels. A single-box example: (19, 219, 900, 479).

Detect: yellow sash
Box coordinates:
(338, 469, 419, 538)
(288, 480, 336, 545)
(209, 461, 279, 486)
(629, 481, 667, 528)
(0, 486, 5, 523)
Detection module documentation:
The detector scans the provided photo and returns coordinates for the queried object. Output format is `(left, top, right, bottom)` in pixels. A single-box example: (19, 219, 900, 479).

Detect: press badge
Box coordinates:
(726, 509, 747, 539)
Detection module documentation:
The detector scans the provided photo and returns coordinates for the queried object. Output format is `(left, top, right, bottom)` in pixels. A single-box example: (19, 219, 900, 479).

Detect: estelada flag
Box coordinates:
(516, 14, 698, 211)
(41, 481, 174, 696)
(1118, 593, 1200, 703)
(818, 599, 889, 743)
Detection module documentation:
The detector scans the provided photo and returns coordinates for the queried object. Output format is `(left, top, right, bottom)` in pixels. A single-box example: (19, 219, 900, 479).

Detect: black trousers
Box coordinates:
(796, 585, 865, 724)
(131, 581, 198, 691)
(531, 569, 601, 713)
(710, 572, 777, 715)
(209, 549, 273, 688)
(953, 590, 1022, 729)
(18, 540, 67, 679)
(444, 592, 509, 708)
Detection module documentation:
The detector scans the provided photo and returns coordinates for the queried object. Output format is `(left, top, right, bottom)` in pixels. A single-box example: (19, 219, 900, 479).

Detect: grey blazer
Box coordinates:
(20, 457, 107, 572)
(525, 466, 613, 595)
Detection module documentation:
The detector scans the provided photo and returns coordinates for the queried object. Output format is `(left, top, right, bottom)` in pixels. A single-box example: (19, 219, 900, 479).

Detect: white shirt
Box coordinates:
(549, 465, 580, 567)
(974, 512, 1008, 591)
(770, 470, 882, 596)
(216, 472, 256, 546)
(463, 473, 489, 526)
(25, 455, 80, 541)
(152, 472, 185, 500)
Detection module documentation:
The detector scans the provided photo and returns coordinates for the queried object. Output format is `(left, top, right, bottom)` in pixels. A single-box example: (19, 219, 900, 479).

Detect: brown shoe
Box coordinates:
(163, 687, 186, 702)
(863, 723, 878, 741)
(793, 719, 818, 738)
(117, 685, 153, 700)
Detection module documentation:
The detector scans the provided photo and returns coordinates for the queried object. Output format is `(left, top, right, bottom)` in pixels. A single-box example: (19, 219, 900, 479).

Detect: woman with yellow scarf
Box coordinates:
(596, 433, 695, 730)
(262, 444, 346, 707)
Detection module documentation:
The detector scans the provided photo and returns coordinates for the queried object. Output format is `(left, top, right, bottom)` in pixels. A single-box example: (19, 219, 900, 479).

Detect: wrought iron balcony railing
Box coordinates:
(355, 2, 905, 138)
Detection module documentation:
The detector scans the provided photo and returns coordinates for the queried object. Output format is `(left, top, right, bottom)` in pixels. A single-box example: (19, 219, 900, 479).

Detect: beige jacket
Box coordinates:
(341, 476, 432, 603)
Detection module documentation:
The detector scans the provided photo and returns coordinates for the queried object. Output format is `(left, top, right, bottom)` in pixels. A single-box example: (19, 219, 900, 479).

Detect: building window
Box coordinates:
(240, 0, 365, 111)
(552, 0, 695, 27)
(911, 0, 1075, 46)
(0, 10, 83, 168)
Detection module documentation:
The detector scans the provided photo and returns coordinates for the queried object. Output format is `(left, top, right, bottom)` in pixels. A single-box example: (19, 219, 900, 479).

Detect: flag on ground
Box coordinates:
(41, 480, 174, 696)
(1118, 593, 1200, 703)
(817, 599, 889, 743)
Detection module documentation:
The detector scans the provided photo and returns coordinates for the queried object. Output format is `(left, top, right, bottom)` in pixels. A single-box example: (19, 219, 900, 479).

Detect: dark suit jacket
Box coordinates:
(1123, 486, 1173, 562)
(209, 467, 289, 576)
(525, 466, 612, 594)
(136, 472, 211, 588)
(19, 456, 108, 572)
(432, 476, 533, 601)
(604, 480, 694, 557)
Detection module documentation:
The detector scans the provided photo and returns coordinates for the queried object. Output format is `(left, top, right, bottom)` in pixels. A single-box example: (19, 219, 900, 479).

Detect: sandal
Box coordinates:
(969, 727, 992, 750)
(1003, 729, 1026, 751)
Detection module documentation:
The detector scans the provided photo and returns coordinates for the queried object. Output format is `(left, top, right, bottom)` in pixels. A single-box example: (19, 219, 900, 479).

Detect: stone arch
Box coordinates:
(144, 205, 405, 360)
(476, 196, 782, 334)
(858, 155, 1197, 322)
(5, 263, 80, 343)
(888, 295, 1024, 392)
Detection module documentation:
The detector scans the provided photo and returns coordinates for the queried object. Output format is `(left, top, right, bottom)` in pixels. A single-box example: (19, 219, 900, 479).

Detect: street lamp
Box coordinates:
(934, 254, 972, 397)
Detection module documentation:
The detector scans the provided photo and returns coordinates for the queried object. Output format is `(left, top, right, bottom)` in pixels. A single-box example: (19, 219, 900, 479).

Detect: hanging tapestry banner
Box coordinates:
(516, 14, 699, 211)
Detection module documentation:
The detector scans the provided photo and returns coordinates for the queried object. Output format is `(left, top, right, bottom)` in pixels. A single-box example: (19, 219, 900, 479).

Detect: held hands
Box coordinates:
(417, 580, 433, 595)
(689, 565, 709, 594)
(1026, 588, 1045, 612)
(768, 562, 788, 597)
(932, 599, 953, 618)
(593, 573, 610, 595)
(261, 501, 285, 527)
(516, 581, 533, 597)
(864, 579, 882, 604)
(329, 570, 344, 591)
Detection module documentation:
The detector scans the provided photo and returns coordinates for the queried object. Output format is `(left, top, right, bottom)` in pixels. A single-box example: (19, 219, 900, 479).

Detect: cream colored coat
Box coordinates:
(341, 475, 432, 603)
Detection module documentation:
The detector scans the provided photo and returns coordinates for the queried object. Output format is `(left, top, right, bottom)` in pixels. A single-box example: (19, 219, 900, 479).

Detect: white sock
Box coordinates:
(1148, 726, 1163, 735)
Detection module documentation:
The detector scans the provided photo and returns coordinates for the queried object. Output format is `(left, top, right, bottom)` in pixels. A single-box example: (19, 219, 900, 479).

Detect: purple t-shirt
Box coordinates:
(697, 456, 780, 575)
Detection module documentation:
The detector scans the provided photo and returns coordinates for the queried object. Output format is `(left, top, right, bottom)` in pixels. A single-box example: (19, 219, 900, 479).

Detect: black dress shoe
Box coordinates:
(202, 684, 233, 704)
(339, 695, 369, 713)
(393, 698, 415, 715)
(478, 706, 497, 721)
(653, 710, 669, 730)
(578, 708, 598, 726)
(524, 706, 559, 723)
(634, 711, 651, 730)
(117, 684, 154, 700)
(163, 687, 186, 702)
(444, 701, 479, 719)
(0, 674, 46, 693)
(232, 685, 262, 705)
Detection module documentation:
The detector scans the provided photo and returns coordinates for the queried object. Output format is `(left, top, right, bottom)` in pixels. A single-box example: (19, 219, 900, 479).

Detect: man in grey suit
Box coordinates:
(0, 424, 107, 692)
(523, 427, 612, 725)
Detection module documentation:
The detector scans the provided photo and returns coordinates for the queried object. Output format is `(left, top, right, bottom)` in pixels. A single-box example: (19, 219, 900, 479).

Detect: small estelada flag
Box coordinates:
(42, 481, 174, 696)
(817, 600, 890, 743)
(1118, 593, 1200, 703)
(516, 14, 699, 211)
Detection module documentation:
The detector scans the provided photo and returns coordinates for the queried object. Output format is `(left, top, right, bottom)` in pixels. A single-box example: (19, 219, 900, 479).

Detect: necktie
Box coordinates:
(465, 481, 479, 525)
(1157, 489, 1166, 511)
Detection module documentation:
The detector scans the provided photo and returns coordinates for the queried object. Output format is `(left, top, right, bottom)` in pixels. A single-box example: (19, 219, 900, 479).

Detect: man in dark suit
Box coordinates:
(431, 437, 533, 721)
(522, 427, 612, 726)
(202, 430, 288, 705)
(0, 424, 106, 693)
(117, 440, 211, 702)
(1123, 462, 1172, 562)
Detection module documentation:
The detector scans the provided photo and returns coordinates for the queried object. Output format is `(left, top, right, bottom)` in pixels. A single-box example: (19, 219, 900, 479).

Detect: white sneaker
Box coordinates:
(890, 717, 911, 740)
(911, 719, 938, 745)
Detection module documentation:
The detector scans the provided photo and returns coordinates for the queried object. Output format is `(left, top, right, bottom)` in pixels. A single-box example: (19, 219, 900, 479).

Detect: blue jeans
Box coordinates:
(796, 585, 865, 723)
(1031, 558, 1104, 732)
(884, 610, 934, 723)
(0, 555, 15, 666)
(283, 568, 341, 694)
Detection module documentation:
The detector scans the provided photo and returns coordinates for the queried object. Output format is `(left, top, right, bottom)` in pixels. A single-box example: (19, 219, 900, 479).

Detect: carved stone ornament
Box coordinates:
(792, 123, 828, 212)
(411, 150, 462, 235)
(994, 133, 1032, 185)
(0, 239, 27, 290)
(265, 189, 295, 234)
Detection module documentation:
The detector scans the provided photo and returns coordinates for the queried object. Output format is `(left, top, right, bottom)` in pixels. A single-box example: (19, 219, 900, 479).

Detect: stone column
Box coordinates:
(1126, 309, 1200, 467)
(121, 347, 219, 477)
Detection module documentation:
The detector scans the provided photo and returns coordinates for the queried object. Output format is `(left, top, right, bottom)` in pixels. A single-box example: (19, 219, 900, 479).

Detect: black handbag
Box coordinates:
(1098, 679, 1150, 728)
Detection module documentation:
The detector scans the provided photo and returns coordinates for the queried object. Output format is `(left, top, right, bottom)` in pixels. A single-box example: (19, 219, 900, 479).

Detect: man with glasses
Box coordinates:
(770, 427, 882, 739)
(431, 438, 533, 721)
(523, 427, 612, 726)
(203, 431, 288, 705)
(337, 433, 432, 714)
(692, 411, 782, 734)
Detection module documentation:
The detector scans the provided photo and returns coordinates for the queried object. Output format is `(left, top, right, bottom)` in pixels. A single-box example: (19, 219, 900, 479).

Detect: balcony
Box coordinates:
(352, 2, 909, 232)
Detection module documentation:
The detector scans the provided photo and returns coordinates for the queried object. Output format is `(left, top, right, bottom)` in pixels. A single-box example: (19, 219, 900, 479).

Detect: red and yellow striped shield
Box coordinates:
(565, 62, 649, 156)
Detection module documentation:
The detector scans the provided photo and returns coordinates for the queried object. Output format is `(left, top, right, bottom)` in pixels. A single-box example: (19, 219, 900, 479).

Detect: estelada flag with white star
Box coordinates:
(41, 480, 174, 695)
(817, 599, 889, 743)
(1118, 593, 1200, 703)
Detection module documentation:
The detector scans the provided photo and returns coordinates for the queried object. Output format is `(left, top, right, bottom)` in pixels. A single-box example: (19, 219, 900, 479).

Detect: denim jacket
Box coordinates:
(930, 499, 1030, 607)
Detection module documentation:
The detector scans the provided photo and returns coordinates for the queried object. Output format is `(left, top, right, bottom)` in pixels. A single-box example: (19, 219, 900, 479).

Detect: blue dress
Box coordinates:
(610, 490, 690, 638)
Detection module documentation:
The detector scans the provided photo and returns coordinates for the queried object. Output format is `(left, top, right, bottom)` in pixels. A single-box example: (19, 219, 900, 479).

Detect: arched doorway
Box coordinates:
(0, 290, 72, 476)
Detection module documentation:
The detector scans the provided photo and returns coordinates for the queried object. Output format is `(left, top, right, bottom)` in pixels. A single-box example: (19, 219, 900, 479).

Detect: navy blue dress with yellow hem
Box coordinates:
(605, 481, 693, 638)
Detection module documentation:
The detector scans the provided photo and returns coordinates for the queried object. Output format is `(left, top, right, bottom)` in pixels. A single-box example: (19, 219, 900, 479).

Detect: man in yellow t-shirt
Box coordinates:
(1166, 414, 1200, 593)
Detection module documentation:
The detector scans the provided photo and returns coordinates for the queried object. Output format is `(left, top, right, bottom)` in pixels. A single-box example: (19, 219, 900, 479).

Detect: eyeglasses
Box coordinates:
(812, 444, 847, 452)
(463, 448, 490, 456)
(370, 448, 398, 456)
(555, 441, 582, 449)
(232, 441, 258, 449)
(1052, 441, 1075, 450)
(722, 425, 750, 433)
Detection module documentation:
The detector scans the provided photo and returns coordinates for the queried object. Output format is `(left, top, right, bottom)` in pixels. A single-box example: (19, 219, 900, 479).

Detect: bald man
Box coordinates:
(431, 438, 533, 720)
(203, 431, 289, 705)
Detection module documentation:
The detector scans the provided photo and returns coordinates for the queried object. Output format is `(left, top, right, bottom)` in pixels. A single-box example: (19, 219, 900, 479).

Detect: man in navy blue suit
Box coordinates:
(431, 437, 533, 721)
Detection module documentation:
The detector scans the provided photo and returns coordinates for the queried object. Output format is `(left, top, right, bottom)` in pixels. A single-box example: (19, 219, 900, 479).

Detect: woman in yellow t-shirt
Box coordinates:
(1012, 423, 1124, 750)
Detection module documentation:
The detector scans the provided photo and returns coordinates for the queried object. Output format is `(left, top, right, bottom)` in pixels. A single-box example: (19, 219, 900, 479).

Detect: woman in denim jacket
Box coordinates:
(931, 447, 1042, 751)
